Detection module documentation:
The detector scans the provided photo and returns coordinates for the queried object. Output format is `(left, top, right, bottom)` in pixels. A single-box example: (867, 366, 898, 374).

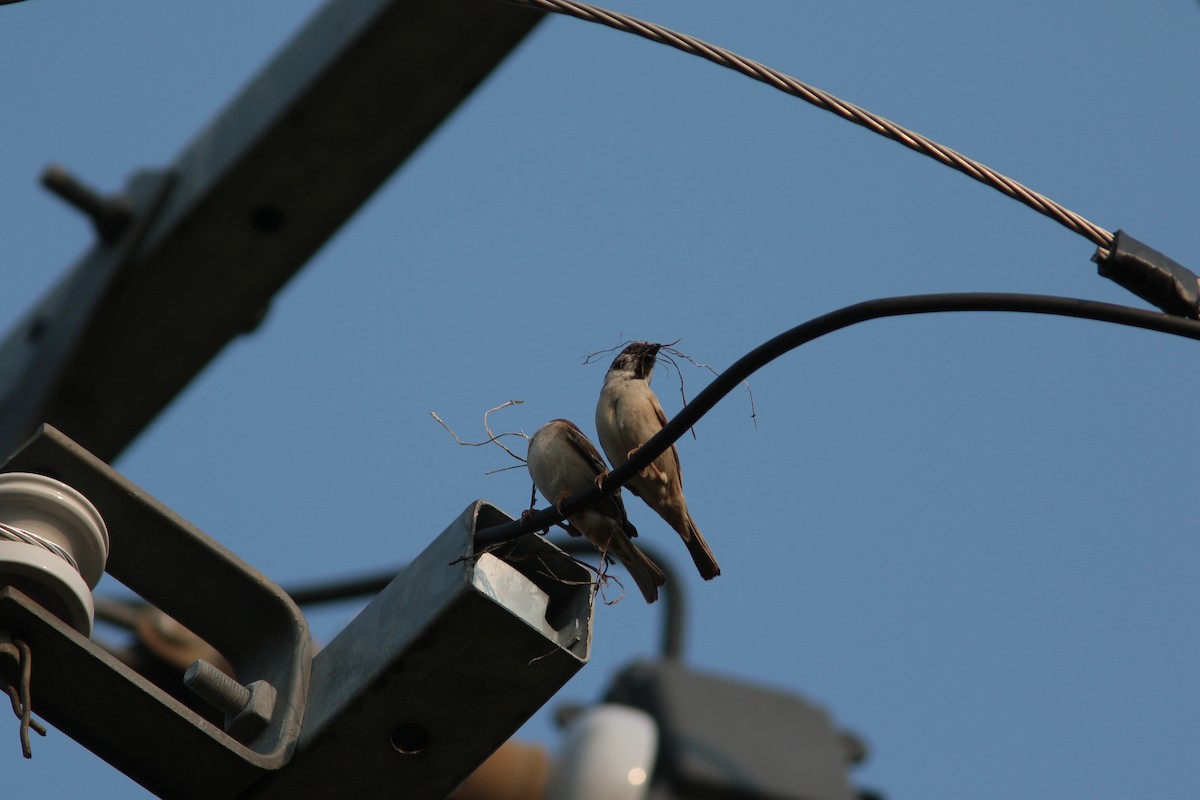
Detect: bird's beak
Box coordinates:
(637, 344, 661, 377)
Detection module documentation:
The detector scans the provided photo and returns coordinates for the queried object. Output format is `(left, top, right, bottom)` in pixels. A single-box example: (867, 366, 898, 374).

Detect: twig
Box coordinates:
(482, 401, 529, 462)
(648, 346, 697, 440)
(580, 337, 634, 366)
(484, 463, 528, 476)
(660, 344, 758, 431)
(430, 400, 529, 468)
(584, 339, 758, 431)
(535, 550, 627, 606)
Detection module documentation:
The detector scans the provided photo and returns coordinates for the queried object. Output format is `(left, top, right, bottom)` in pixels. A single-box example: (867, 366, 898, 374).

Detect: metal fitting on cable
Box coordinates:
(1093, 230, 1200, 319)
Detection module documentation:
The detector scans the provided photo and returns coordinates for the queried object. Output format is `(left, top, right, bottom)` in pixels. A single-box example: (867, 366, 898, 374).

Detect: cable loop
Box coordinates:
(0, 522, 81, 574)
(0, 635, 47, 758)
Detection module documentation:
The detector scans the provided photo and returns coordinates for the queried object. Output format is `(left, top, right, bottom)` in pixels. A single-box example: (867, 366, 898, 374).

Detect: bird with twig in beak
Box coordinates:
(595, 342, 721, 580)
(526, 418, 666, 603)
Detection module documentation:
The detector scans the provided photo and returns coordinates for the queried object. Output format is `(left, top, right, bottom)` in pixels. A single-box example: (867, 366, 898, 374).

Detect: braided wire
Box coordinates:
(0, 522, 80, 574)
(502, 0, 1114, 249)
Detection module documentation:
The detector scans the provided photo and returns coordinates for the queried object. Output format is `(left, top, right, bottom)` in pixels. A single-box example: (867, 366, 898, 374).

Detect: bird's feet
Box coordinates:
(520, 508, 551, 536)
(594, 469, 610, 491)
(551, 492, 586, 536)
(628, 446, 666, 481)
(553, 491, 574, 516)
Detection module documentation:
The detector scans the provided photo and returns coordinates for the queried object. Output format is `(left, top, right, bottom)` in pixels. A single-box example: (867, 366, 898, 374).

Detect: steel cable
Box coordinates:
(0, 522, 81, 575)
(497, 0, 1113, 249)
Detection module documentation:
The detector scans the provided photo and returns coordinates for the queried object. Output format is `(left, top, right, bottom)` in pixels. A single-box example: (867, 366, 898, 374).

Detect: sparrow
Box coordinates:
(595, 342, 721, 579)
(526, 418, 667, 603)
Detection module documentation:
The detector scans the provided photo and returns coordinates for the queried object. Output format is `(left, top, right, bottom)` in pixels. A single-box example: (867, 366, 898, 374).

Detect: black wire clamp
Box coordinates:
(1095, 231, 1200, 319)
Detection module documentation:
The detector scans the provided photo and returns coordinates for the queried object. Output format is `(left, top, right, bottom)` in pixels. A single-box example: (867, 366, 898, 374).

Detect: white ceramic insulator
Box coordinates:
(0, 473, 110, 635)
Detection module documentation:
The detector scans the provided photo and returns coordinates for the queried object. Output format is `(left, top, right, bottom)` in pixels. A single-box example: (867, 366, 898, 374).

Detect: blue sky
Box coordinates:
(3, 1, 1200, 797)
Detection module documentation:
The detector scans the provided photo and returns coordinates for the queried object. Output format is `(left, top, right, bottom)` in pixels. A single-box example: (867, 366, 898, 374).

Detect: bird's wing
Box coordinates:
(562, 422, 609, 475)
(650, 390, 684, 486)
(562, 422, 639, 535)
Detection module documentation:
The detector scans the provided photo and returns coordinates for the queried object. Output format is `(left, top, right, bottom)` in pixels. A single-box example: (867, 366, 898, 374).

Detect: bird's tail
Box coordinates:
(682, 514, 721, 580)
(613, 539, 667, 604)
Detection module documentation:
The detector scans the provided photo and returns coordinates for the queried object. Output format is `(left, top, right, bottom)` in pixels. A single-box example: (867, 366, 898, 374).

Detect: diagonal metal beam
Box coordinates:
(0, 0, 543, 463)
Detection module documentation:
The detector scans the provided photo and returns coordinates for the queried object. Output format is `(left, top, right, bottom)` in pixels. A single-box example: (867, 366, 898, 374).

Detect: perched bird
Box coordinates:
(526, 419, 666, 603)
(596, 342, 721, 580)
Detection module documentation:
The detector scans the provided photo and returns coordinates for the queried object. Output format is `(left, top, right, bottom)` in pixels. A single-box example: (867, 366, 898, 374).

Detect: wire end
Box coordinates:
(1095, 230, 1200, 319)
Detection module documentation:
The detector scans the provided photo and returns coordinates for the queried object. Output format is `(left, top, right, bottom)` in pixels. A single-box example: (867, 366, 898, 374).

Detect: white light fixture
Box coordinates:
(543, 704, 659, 800)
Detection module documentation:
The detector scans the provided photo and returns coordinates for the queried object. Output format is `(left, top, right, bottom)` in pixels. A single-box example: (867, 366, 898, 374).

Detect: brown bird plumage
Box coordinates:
(595, 342, 721, 580)
(526, 418, 666, 603)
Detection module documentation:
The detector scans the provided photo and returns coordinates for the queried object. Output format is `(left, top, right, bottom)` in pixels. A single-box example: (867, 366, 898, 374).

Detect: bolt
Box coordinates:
(40, 164, 134, 244)
(183, 659, 276, 743)
(184, 659, 249, 717)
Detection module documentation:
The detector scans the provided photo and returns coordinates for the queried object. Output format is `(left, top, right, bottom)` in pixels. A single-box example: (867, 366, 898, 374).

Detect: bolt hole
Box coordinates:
(248, 203, 285, 234)
(390, 723, 429, 755)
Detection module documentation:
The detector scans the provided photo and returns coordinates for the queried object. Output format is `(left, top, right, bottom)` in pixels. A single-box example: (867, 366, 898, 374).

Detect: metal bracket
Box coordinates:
(0, 426, 593, 797)
(244, 501, 594, 799)
(0, 425, 311, 798)
(0, 167, 175, 461)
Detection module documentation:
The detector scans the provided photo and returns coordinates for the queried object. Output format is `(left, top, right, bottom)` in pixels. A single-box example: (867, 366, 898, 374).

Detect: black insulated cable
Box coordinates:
(474, 292, 1200, 549)
(277, 547, 687, 659)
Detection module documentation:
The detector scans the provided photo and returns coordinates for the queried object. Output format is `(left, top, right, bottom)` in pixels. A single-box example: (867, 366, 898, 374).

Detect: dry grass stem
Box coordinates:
(584, 338, 758, 431)
(430, 400, 530, 470)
